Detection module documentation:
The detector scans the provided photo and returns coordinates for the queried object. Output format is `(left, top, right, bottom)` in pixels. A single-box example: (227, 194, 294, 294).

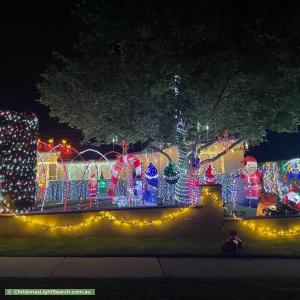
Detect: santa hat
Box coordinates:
(240, 156, 257, 164)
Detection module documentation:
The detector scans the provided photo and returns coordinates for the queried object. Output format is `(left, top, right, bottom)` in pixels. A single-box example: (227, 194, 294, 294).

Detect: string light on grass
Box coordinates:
(227, 195, 300, 237)
(241, 220, 300, 237)
(18, 186, 298, 238)
(14, 207, 190, 232)
(202, 187, 224, 207)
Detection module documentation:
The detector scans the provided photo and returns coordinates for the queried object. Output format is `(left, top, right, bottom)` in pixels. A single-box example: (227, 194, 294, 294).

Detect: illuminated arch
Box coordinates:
(77, 149, 111, 164)
(37, 142, 70, 211)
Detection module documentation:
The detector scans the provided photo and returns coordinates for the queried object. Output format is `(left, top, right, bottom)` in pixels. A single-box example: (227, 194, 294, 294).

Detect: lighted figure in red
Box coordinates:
(88, 174, 98, 208)
(239, 156, 263, 208)
(194, 178, 200, 187)
(205, 164, 216, 185)
(283, 184, 300, 210)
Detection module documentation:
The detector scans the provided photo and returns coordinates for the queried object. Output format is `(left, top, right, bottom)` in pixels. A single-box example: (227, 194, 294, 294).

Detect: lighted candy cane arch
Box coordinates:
(37, 142, 70, 211)
(108, 154, 142, 203)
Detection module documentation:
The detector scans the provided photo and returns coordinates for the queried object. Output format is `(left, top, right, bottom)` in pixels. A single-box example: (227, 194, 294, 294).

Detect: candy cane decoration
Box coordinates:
(108, 154, 142, 198)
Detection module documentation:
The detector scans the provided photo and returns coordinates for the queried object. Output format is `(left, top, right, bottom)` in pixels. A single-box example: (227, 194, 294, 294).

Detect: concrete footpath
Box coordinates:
(0, 257, 299, 278)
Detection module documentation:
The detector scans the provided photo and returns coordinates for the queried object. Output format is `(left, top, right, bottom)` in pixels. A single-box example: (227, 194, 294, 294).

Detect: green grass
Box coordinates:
(0, 235, 299, 256)
(0, 278, 299, 300)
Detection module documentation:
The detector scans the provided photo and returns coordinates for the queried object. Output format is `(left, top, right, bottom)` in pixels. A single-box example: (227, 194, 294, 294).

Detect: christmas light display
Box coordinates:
(134, 176, 143, 197)
(190, 155, 200, 168)
(205, 164, 216, 184)
(174, 111, 190, 204)
(0, 111, 38, 211)
(262, 162, 283, 198)
(0, 174, 6, 212)
(113, 179, 143, 207)
(44, 180, 90, 202)
(43, 178, 175, 207)
(16, 207, 190, 231)
(216, 174, 238, 210)
(108, 154, 141, 198)
(261, 160, 300, 208)
(239, 156, 263, 208)
(114, 195, 143, 207)
(144, 163, 158, 203)
(187, 176, 200, 206)
(34, 133, 300, 216)
(144, 184, 158, 203)
(241, 220, 300, 237)
(88, 174, 98, 208)
(283, 184, 300, 209)
(145, 163, 158, 188)
(15, 186, 300, 237)
(37, 138, 73, 158)
(43, 179, 111, 203)
(164, 161, 180, 185)
(158, 178, 176, 205)
(282, 159, 300, 179)
(98, 170, 107, 195)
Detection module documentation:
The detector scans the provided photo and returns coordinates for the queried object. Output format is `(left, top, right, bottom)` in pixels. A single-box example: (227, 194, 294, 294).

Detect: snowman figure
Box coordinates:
(240, 156, 263, 208)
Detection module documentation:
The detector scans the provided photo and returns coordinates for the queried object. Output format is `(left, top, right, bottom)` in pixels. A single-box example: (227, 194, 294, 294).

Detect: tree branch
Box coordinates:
(207, 90, 244, 125)
(206, 65, 245, 125)
(200, 138, 243, 166)
(200, 138, 219, 150)
(146, 145, 172, 162)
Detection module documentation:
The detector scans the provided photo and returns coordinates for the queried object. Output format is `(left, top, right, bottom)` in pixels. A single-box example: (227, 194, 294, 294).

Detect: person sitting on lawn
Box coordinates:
(222, 230, 242, 254)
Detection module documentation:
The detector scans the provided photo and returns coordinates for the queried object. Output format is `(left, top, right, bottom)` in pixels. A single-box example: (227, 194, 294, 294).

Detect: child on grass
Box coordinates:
(222, 230, 242, 254)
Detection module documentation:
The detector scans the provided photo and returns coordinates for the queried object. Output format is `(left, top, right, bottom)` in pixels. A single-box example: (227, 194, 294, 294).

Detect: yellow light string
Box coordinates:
(14, 208, 190, 232)
(202, 188, 223, 207)
(203, 188, 300, 237)
(239, 220, 300, 237)
(13, 188, 300, 237)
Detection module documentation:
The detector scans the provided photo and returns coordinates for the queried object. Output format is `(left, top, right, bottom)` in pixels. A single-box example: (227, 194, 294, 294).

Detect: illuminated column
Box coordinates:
(175, 146, 190, 204)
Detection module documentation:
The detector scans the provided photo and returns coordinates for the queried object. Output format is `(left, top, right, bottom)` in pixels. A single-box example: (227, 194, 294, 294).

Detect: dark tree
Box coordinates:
(38, 0, 300, 147)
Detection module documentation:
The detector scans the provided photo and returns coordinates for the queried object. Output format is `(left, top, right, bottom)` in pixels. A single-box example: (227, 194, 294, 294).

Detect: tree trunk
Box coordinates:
(175, 144, 190, 204)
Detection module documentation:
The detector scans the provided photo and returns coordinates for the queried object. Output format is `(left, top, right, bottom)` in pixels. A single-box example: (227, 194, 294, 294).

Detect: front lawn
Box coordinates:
(0, 235, 299, 256)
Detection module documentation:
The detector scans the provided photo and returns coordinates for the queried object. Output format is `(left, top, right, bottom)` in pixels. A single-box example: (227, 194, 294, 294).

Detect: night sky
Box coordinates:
(0, 1, 299, 162)
(0, 1, 82, 131)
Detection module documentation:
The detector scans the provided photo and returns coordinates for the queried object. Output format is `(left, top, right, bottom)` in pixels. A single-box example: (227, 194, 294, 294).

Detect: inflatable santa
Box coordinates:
(283, 184, 300, 210)
(239, 156, 263, 208)
(205, 164, 216, 185)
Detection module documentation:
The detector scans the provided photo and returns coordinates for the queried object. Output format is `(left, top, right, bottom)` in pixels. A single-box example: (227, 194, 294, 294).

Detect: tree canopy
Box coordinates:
(38, 0, 300, 146)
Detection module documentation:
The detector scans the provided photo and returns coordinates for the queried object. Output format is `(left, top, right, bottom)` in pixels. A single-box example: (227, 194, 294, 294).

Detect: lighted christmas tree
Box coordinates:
(164, 161, 180, 185)
(0, 111, 38, 211)
(98, 169, 107, 195)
